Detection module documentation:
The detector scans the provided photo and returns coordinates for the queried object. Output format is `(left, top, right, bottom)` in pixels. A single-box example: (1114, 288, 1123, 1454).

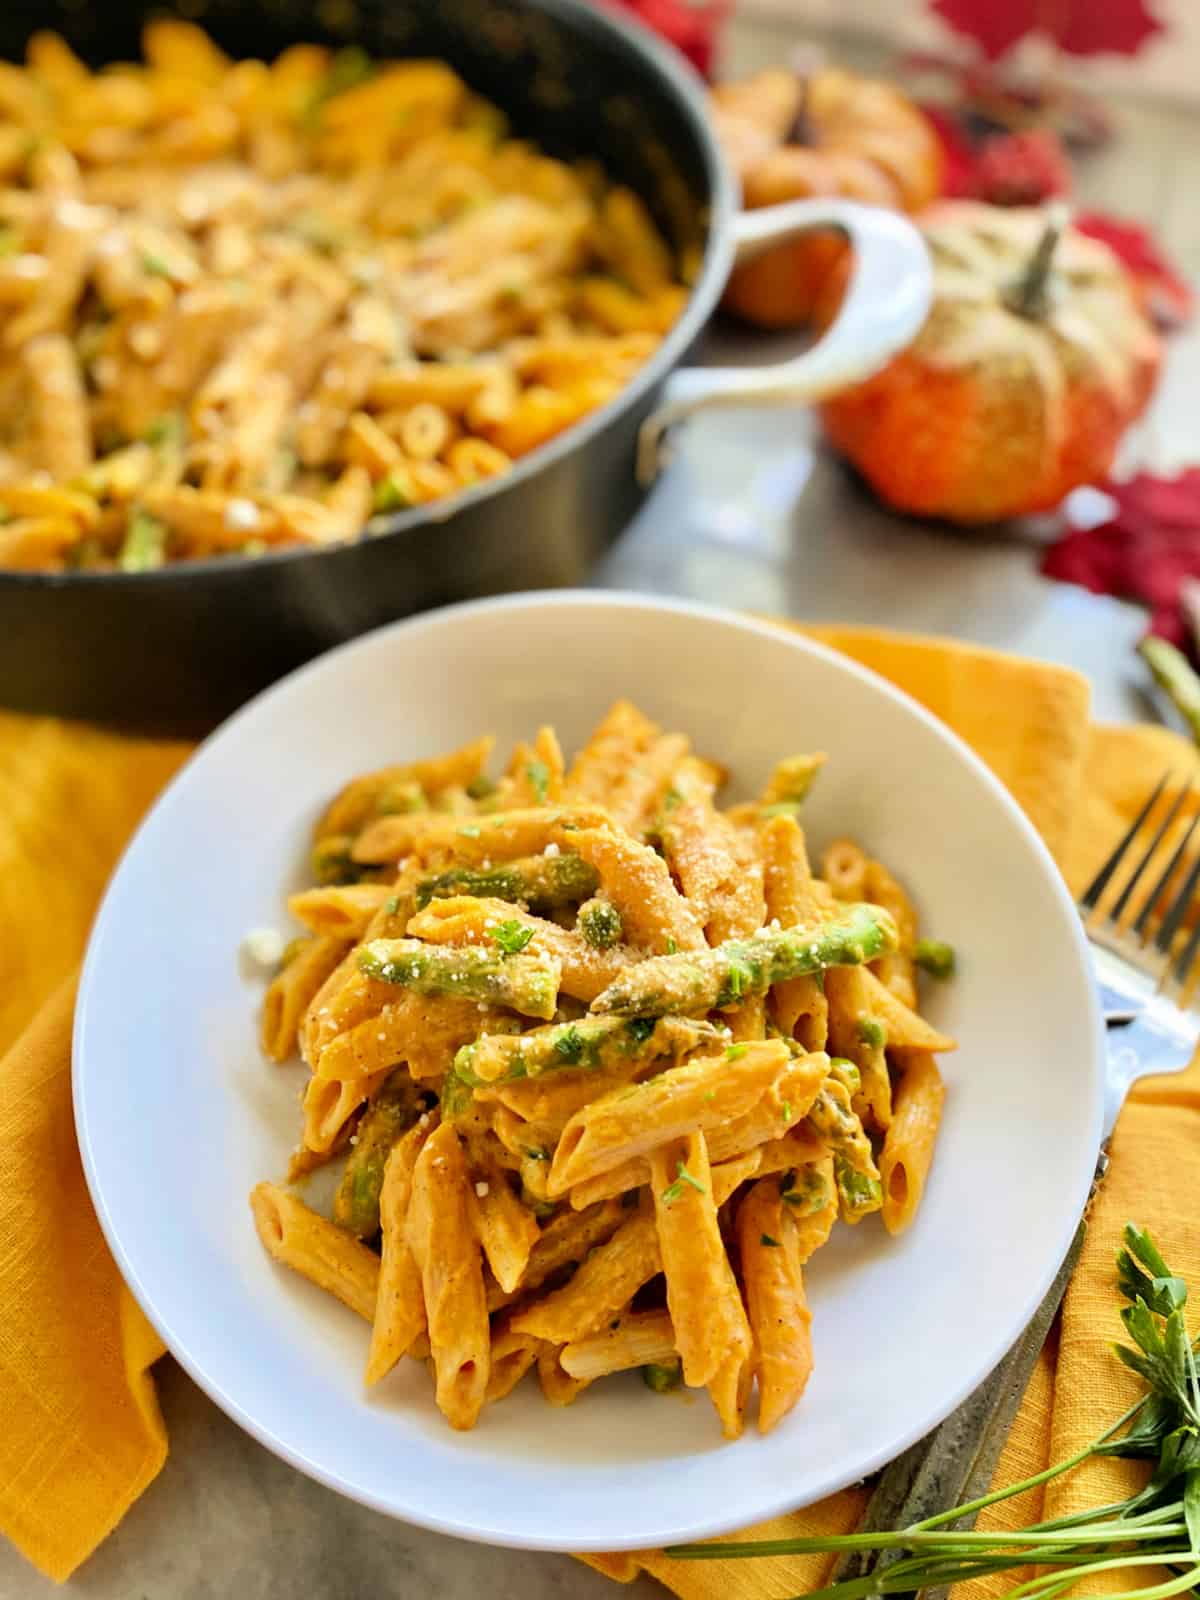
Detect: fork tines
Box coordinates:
(1078, 771, 1200, 993)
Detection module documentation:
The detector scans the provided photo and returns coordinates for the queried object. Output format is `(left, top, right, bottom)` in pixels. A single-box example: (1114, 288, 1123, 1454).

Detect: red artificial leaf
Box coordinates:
(1042, 470, 1200, 652)
(932, 0, 1164, 61)
(1052, 0, 1164, 58)
(931, 0, 1034, 61)
(1076, 212, 1195, 332)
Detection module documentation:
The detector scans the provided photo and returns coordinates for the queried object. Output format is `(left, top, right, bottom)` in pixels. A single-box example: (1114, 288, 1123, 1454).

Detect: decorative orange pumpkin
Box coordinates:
(710, 67, 943, 328)
(820, 202, 1163, 524)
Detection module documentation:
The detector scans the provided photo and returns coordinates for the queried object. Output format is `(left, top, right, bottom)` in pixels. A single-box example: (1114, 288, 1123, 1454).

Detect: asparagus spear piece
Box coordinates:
(577, 897, 624, 950)
(455, 1014, 725, 1086)
(414, 852, 599, 912)
(358, 938, 560, 1019)
(332, 1073, 431, 1239)
(118, 507, 169, 572)
(590, 902, 899, 1017)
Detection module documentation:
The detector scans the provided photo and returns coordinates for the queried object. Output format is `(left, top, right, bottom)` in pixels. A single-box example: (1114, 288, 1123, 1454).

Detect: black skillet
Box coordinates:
(0, 0, 929, 733)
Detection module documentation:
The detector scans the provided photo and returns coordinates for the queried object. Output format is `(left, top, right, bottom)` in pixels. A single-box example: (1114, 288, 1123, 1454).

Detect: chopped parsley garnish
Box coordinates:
(660, 1161, 706, 1205)
(466, 774, 496, 800)
(665, 936, 678, 955)
(384, 895, 401, 915)
(492, 919, 534, 955)
(141, 251, 171, 277)
(857, 1017, 886, 1049)
(725, 1043, 749, 1061)
(915, 938, 956, 979)
(780, 1101, 792, 1122)
(662, 787, 682, 812)
(525, 759, 550, 804)
(760, 1233, 781, 1249)
(520, 1145, 549, 1162)
(627, 1017, 657, 1045)
(554, 1025, 585, 1064)
(457, 824, 482, 838)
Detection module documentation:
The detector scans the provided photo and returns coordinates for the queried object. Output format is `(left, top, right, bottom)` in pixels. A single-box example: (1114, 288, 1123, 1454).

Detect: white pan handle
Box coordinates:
(638, 198, 933, 484)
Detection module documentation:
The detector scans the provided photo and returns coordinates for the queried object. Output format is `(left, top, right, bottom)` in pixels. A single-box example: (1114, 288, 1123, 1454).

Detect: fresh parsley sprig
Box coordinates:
(668, 1223, 1200, 1598)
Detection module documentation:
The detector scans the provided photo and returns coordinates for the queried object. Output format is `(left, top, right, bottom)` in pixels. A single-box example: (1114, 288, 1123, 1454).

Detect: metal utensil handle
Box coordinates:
(637, 197, 933, 483)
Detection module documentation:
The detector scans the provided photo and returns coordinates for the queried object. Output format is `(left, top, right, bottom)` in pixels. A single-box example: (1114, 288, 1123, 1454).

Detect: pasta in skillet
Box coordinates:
(0, 23, 687, 571)
(249, 701, 958, 1437)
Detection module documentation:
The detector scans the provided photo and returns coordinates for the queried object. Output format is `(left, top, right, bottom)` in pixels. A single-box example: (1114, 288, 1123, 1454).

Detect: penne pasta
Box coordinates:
(561, 1309, 676, 1381)
(366, 1121, 431, 1384)
(465, 1141, 540, 1294)
(649, 1132, 753, 1433)
(406, 1124, 491, 1429)
(547, 1040, 793, 1195)
(247, 701, 957, 1439)
(260, 933, 353, 1063)
(880, 1051, 946, 1235)
(250, 1183, 379, 1321)
(737, 1177, 813, 1433)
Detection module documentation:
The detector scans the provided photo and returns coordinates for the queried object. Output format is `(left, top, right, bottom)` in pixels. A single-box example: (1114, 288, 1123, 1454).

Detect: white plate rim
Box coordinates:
(74, 589, 1106, 1550)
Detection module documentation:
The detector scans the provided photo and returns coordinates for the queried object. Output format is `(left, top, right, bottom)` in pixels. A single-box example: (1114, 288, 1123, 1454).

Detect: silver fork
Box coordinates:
(1078, 770, 1200, 1133)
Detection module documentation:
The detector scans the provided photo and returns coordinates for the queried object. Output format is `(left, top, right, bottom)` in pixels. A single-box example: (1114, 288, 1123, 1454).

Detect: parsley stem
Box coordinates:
(669, 1525, 1189, 1558)
(1006, 1552, 1196, 1600)
(909, 1390, 1149, 1534)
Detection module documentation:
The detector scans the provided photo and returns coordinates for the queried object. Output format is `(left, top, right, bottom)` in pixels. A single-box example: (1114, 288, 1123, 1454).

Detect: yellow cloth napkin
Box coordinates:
(0, 628, 1196, 1589)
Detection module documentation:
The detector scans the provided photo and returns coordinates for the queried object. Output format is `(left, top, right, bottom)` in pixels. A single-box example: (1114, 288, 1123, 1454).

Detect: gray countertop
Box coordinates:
(3, 19, 1198, 1600)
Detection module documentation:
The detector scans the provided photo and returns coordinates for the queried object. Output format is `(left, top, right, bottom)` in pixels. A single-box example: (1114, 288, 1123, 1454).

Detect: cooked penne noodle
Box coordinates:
(548, 1040, 792, 1195)
(560, 1309, 676, 1381)
(537, 1344, 591, 1407)
(825, 965, 894, 1131)
(250, 1182, 379, 1321)
(314, 990, 516, 1082)
(864, 858, 920, 1008)
(661, 758, 765, 941)
(509, 1210, 660, 1345)
(350, 804, 609, 868)
(317, 736, 496, 838)
(649, 1133, 751, 1414)
(287, 884, 392, 940)
(247, 704, 958, 1438)
(880, 1051, 946, 1235)
(260, 933, 352, 1063)
(737, 1177, 813, 1433)
(485, 1317, 545, 1404)
(301, 1066, 390, 1154)
(0, 37, 686, 573)
(366, 1122, 431, 1385)
(406, 1123, 490, 1429)
(822, 837, 869, 902)
(466, 1142, 540, 1294)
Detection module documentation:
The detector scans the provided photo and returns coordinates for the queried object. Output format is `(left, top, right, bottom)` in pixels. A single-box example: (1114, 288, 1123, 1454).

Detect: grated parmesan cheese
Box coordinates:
(241, 926, 284, 967)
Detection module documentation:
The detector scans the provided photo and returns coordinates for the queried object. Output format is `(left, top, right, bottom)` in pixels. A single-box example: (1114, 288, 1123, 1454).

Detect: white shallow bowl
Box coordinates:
(76, 592, 1103, 1552)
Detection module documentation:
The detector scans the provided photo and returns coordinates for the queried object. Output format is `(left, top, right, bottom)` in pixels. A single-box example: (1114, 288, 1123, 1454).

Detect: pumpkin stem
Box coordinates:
(786, 47, 823, 146)
(1007, 202, 1071, 320)
(785, 76, 813, 147)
